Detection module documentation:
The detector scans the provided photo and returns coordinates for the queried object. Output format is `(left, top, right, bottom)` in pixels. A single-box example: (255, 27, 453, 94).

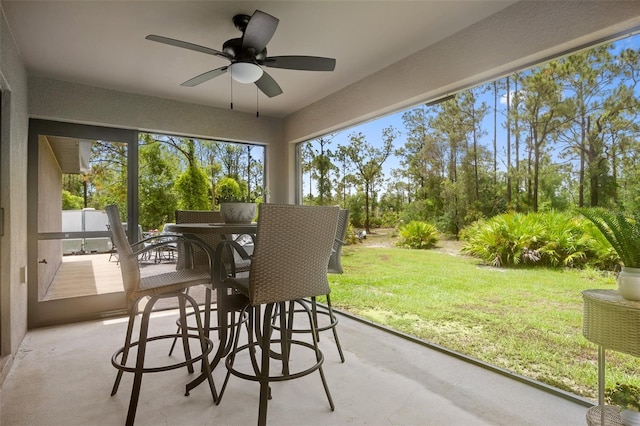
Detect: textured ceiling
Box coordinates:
(1, 1, 517, 118)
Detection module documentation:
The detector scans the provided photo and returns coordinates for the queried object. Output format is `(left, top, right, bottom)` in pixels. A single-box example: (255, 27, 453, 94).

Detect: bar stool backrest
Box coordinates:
(105, 205, 140, 294)
(328, 209, 349, 274)
(248, 204, 338, 305)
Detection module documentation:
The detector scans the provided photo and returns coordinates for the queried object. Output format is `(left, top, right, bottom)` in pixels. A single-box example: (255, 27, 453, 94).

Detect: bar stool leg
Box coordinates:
(125, 296, 157, 426)
(111, 306, 137, 396)
(178, 296, 194, 374)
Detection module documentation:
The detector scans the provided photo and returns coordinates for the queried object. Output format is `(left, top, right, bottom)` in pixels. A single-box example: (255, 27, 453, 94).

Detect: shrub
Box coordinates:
(460, 210, 619, 269)
(579, 208, 640, 268)
(606, 382, 640, 411)
(344, 222, 359, 245)
(176, 166, 210, 210)
(216, 177, 243, 203)
(460, 212, 540, 267)
(396, 221, 438, 249)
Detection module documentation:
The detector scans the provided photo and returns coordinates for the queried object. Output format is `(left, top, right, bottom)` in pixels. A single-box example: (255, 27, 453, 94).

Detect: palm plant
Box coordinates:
(578, 208, 640, 268)
(396, 221, 438, 249)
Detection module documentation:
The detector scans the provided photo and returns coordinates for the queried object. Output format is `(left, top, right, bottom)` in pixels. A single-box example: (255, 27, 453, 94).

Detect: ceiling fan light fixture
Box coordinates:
(229, 62, 263, 84)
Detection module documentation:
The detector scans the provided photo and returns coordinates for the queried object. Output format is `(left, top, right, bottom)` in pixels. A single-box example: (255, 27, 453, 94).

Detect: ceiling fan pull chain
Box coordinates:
(230, 71, 234, 110)
(256, 87, 259, 118)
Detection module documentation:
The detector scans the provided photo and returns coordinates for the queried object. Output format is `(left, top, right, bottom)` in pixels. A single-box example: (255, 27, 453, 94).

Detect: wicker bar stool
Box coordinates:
(216, 204, 339, 425)
(105, 205, 217, 426)
(272, 208, 349, 362)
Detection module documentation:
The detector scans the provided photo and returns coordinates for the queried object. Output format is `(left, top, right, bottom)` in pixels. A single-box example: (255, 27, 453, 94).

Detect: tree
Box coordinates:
(338, 127, 397, 232)
(307, 135, 337, 205)
(399, 105, 446, 202)
(557, 45, 618, 207)
(62, 190, 83, 210)
(519, 64, 570, 211)
(333, 146, 355, 206)
(174, 140, 210, 209)
(457, 88, 489, 201)
(138, 141, 179, 230)
(86, 140, 128, 210)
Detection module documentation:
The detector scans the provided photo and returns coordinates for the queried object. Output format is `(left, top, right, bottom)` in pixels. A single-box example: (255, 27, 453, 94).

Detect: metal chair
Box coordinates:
(105, 205, 218, 426)
(216, 203, 339, 425)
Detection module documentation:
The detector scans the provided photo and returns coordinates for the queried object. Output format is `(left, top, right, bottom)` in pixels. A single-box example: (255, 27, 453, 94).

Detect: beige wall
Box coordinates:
(0, 5, 29, 379)
(27, 77, 288, 203)
(37, 135, 63, 300)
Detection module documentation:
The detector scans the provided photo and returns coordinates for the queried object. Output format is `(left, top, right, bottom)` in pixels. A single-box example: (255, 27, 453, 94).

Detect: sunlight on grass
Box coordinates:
(328, 244, 633, 401)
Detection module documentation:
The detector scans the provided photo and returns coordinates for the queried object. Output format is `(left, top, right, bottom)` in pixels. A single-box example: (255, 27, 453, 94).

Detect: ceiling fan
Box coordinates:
(146, 10, 336, 98)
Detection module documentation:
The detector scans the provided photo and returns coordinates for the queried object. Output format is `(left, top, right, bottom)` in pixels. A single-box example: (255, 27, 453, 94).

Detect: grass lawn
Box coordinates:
(326, 229, 640, 400)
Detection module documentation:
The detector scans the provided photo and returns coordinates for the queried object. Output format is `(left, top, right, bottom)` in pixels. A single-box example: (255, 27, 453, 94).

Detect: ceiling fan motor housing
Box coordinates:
(223, 38, 266, 62)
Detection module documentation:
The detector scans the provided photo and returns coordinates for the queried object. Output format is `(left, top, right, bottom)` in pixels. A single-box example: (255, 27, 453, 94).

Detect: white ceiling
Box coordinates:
(1, 1, 517, 118)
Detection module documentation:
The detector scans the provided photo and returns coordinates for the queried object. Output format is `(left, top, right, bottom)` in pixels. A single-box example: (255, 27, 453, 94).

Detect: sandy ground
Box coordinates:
(357, 227, 464, 255)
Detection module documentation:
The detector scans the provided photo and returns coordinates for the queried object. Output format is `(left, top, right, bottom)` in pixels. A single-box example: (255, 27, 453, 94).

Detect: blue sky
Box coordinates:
(306, 31, 640, 192)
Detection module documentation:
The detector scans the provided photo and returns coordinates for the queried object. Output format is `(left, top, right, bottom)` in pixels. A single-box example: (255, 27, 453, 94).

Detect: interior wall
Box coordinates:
(27, 77, 288, 203)
(282, 1, 640, 199)
(0, 5, 29, 380)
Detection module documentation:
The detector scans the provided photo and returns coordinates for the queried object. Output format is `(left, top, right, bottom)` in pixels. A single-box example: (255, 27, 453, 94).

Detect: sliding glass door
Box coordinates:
(27, 119, 138, 327)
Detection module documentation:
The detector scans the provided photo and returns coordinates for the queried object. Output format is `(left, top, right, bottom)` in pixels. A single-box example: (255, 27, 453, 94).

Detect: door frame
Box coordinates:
(27, 119, 138, 328)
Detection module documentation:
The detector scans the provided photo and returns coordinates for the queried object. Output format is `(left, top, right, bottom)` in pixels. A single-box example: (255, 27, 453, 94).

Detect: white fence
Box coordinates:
(62, 208, 112, 254)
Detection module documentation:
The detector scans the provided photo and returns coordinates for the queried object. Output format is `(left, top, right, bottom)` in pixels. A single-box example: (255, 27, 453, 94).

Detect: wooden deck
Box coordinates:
(43, 253, 180, 301)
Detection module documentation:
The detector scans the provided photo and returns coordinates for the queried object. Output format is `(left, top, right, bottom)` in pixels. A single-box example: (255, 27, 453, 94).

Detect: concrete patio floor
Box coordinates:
(1, 307, 592, 425)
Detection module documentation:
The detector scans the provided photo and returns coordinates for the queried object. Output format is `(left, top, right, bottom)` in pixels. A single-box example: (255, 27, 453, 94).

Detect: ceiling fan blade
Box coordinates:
(242, 10, 279, 53)
(255, 71, 283, 98)
(262, 56, 336, 71)
(146, 35, 231, 60)
(181, 67, 228, 87)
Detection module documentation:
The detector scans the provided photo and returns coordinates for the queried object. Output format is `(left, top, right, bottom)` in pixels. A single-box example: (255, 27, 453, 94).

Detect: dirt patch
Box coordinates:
(358, 228, 397, 248)
(356, 228, 464, 255)
(433, 239, 464, 256)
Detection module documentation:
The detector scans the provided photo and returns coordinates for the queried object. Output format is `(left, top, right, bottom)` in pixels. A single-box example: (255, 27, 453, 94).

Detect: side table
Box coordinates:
(582, 289, 640, 426)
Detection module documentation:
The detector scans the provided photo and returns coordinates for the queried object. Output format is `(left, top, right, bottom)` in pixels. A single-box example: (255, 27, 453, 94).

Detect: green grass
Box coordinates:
(326, 244, 640, 400)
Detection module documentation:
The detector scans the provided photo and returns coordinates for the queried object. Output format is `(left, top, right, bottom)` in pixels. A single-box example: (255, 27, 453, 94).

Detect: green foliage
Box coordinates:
(578, 208, 640, 268)
(399, 199, 438, 224)
(338, 128, 397, 230)
(216, 176, 243, 203)
(176, 165, 210, 210)
(380, 210, 400, 228)
(347, 193, 366, 228)
(344, 222, 359, 245)
(62, 190, 83, 210)
(138, 142, 179, 229)
(397, 221, 439, 249)
(606, 383, 640, 411)
(460, 213, 540, 267)
(460, 211, 611, 268)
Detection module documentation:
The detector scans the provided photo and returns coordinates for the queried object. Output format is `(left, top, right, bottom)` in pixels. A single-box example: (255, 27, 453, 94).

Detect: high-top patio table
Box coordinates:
(163, 222, 257, 396)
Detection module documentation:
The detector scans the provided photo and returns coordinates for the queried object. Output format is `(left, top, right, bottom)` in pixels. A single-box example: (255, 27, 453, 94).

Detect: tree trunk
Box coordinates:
(506, 77, 512, 206)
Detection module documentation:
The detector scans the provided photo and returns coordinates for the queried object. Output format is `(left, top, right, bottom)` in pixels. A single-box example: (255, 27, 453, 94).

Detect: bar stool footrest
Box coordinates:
(112, 333, 214, 374)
